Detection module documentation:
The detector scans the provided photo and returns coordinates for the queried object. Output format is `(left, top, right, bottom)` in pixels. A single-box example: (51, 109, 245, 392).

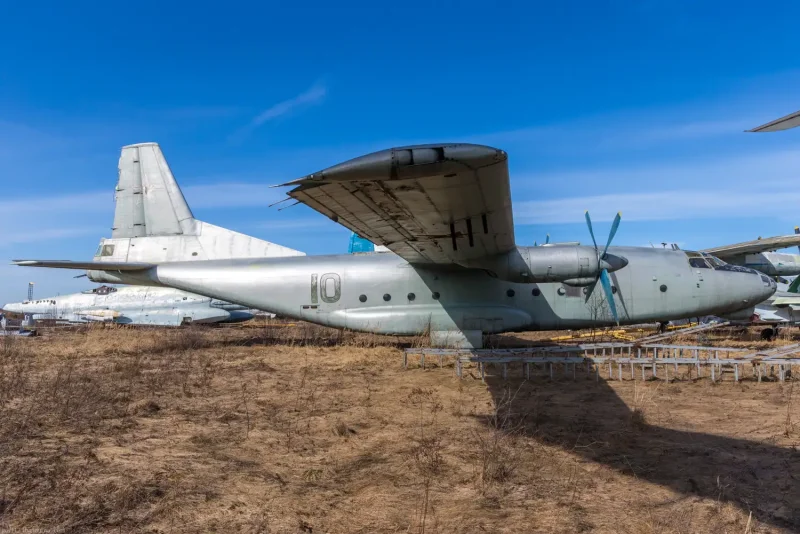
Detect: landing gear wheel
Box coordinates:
(761, 327, 775, 341)
(658, 322, 668, 334)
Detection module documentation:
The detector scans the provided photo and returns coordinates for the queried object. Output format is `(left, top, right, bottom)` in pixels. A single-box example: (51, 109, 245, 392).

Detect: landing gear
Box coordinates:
(658, 321, 668, 334)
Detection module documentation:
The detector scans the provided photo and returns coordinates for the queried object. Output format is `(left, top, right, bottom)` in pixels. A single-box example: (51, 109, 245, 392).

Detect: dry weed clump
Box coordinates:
(473, 385, 523, 498)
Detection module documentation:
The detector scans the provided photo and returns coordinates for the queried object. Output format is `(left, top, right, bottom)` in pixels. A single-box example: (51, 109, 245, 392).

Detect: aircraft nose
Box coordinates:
(759, 277, 777, 302)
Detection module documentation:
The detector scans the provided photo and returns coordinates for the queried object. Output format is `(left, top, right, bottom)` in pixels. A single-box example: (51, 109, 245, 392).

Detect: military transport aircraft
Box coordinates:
(2, 285, 254, 326)
(14, 142, 775, 348)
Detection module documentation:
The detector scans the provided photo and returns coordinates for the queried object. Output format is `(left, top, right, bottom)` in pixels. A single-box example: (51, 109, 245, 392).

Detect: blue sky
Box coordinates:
(2, 1, 800, 304)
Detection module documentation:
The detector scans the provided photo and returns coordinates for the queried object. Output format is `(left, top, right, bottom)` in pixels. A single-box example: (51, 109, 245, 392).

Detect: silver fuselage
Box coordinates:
(2, 286, 253, 326)
(87, 246, 775, 334)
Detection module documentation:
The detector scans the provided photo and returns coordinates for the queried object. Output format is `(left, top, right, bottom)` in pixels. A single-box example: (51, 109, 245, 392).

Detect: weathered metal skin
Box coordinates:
(463, 245, 628, 283)
(87, 246, 774, 335)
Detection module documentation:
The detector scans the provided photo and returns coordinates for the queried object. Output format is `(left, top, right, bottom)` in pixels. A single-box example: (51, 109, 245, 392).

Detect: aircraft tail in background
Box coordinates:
(348, 232, 389, 254)
(95, 143, 304, 265)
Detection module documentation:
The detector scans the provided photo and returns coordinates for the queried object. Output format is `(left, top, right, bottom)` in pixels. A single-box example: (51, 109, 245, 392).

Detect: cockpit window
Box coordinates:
(94, 244, 103, 257)
(101, 244, 115, 257)
(701, 253, 727, 268)
(689, 257, 710, 269)
(685, 251, 713, 269)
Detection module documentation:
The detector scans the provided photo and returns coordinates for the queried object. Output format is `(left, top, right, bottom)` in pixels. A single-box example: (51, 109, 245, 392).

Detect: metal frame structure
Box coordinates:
(404, 341, 799, 384)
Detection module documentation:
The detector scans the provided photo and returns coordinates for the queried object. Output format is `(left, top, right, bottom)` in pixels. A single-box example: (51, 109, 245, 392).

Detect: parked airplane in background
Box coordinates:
(348, 232, 389, 253)
(701, 229, 800, 277)
(2, 285, 254, 326)
(14, 142, 776, 347)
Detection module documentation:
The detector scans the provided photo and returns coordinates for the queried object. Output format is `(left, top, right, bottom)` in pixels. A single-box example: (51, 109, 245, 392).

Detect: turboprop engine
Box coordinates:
(466, 245, 628, 284)
(469, 211, 628, 325)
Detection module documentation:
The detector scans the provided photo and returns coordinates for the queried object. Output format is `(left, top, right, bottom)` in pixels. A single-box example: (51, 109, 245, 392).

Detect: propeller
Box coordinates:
(584, 211, 622, 324)
(73, 274, 87, 279)
(533, 234, 550, 247)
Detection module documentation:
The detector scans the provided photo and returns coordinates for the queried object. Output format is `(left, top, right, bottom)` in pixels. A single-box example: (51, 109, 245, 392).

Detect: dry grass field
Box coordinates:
(0, 323, 798, 533)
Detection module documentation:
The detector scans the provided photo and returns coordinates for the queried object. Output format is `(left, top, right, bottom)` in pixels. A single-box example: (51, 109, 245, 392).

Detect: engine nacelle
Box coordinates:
(463, 246, 628, 284)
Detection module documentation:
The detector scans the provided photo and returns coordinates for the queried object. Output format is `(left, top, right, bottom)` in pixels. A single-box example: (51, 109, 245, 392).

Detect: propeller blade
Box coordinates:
(533, 241, 538, 247)
(599, 269, 619, 325)
(584, 277, 599, 303)
(545, 234, 550, 245)
(585, 211, 598, 253)
(73, 274, 87, 279)
(601, 212, 622, 259)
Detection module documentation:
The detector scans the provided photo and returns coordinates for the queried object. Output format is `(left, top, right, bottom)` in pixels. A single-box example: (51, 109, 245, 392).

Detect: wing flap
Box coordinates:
(13, 260, 155, 271)
(281, 143, 515, 265)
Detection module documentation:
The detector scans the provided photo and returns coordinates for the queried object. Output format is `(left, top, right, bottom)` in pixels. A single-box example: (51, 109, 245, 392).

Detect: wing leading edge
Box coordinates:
(277, 143, 515, 265)
(12, 260, 155, 271)
(702, 234, 800, 258)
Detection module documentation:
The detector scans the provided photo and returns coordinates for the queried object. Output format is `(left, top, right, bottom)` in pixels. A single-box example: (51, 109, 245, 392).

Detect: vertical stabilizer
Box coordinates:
(97, 142, 304, 265)
(114, 143, 194, 238)
(794, 226, 799, 254)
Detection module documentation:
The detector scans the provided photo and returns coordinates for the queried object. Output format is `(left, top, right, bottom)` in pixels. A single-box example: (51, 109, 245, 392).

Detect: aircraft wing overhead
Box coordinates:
(12, 260, 154, 270)
(747, 109, 800, 132)
(702, 234, 800, 258)
(278, 144, 515, 264)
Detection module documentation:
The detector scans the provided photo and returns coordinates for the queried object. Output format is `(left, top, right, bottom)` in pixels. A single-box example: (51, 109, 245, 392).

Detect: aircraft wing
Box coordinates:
(12, 260, 155, 271)
(701, 233, 800, 258)
(772, 296, 800, 309)
(747, 109, 800, 132)
(277, 144, 514, 264)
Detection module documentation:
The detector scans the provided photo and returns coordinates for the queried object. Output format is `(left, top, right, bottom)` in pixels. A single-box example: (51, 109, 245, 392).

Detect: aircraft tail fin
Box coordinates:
(348, 232, 390, 254)
(349, 232, 376, 253)
(787, 276, 800, 294)
(94, 143, 304, 265)
(114, 143, 195, 238)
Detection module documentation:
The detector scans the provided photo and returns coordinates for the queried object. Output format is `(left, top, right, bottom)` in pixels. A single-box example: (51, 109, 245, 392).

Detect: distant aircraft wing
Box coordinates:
(277, 144, 514, 265)
(772, 296, 800, 309)
(747, 110, 800, 132)
(12, 260, 155, 271)
(701, 234, 800, 258)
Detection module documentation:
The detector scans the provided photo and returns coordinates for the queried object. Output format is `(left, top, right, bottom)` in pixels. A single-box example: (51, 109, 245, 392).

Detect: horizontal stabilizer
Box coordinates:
(12, 260, 155, 271)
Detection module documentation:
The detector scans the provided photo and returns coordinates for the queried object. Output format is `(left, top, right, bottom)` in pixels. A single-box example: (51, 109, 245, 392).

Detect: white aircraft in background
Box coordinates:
(2, 285, 255, 326)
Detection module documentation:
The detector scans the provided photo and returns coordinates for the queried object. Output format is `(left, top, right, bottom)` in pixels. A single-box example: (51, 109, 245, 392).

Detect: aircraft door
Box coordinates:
(688, 254, 711, 309)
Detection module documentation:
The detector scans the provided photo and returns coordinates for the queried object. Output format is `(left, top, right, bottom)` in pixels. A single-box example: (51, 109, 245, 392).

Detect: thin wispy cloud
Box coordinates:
(256, 218, 336, 230)
(252, 83, 326, 125)
(229, 81, 327, 143)
(0, 227, 100, 247)
(516, 189, 800, 225)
